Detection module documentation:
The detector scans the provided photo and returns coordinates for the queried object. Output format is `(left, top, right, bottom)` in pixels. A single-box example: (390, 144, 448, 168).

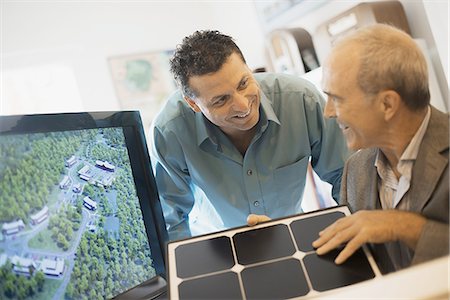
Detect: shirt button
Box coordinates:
(247, 169, 253, 176)
(253, 201, 259, 207)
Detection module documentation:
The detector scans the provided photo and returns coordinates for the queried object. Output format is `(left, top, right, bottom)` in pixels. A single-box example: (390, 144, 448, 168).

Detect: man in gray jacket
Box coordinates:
(313, 24, 449, 273)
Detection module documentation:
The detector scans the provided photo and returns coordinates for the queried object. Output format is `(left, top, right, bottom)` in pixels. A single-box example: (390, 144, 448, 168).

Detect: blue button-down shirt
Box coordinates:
(150, 73, 349, 240)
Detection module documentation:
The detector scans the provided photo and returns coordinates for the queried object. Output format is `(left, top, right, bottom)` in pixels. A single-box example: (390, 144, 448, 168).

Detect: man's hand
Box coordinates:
(312, 210, 426, 264)
(247, 214, 271, 226)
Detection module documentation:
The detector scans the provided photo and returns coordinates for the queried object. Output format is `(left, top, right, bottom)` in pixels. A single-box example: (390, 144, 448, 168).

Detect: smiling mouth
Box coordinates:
(236, 110, 251, 118)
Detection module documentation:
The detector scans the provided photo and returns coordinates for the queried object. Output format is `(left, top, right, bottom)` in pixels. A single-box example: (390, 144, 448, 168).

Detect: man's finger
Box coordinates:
(334, 234, 366, 264)
(247, 214, 271, 226)
(314, 224, 357, 255)
(312, 215, 355, 247)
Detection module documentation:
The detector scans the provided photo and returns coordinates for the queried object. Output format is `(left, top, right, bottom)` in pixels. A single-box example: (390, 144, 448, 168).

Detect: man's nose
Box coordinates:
(324, 99, 336, 118)
(233, 93, 250, 112)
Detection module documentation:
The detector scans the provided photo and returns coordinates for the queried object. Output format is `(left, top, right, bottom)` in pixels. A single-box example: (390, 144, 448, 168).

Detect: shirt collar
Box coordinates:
(195, 90, 281, 147)
(400, 106, 431, 161)
(375, 106, 431, 174)
(260, 90, 281, 125)
(195, 112, 213, 147)
(374, 150, 392, 183)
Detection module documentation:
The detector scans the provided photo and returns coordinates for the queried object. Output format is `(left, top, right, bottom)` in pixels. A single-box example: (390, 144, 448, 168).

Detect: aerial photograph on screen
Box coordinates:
(0, 127, 156, 300)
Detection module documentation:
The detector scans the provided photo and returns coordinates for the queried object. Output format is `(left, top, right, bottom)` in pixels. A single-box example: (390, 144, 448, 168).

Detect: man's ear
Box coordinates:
(184, 96, 201, 113)
(379, 90, 401, 121)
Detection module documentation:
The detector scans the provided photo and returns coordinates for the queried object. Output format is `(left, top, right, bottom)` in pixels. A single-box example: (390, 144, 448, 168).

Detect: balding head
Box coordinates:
(329, 24, 430, 111)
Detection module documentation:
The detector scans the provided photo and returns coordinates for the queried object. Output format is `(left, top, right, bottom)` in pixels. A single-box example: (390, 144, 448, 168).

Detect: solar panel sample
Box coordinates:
(175, 236, 234, 278)
(233, 224, 296, 265)
(178, 271, 242, 299)
(291, 211, 345, 252)
(241, 258, 310, 299)
(167, 206, 381, 299)
(304, 250, 375, 292)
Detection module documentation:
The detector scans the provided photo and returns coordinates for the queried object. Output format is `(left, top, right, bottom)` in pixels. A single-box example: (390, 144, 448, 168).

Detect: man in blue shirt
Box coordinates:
(150, 30, 349, 241)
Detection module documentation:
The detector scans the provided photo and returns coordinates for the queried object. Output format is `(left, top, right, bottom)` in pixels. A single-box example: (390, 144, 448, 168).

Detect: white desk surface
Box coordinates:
(308, 255, 450, 299)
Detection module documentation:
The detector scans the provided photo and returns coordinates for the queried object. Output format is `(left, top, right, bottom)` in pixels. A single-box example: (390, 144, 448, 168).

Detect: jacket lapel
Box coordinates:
(369, 151, 382, 210)
(361, 148, 382, 210)
(408, 107, 449, 212)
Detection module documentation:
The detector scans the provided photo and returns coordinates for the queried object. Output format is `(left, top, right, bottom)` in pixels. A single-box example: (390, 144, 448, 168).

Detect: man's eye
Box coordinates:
(328, 96, 338, 102)
(239, 79, 249, 90)
(213, 97, 227, 106)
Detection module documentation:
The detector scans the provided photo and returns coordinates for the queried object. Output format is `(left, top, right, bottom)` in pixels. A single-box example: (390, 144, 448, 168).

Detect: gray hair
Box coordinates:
(333, 24, 430, 110)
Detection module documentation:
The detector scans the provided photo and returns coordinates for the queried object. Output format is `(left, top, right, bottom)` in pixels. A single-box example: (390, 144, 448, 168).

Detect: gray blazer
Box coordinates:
(340, 106, 449, 273)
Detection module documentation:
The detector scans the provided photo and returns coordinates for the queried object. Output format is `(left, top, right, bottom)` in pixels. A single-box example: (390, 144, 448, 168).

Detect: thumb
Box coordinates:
(247, 214, 271, 226)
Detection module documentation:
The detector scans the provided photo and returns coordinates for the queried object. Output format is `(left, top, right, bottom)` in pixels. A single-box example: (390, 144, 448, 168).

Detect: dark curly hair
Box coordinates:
(170, 30, 246, 98)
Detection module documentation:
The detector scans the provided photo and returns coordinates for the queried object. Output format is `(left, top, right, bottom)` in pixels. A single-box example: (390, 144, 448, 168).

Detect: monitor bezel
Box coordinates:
(0, 110, 168, 297)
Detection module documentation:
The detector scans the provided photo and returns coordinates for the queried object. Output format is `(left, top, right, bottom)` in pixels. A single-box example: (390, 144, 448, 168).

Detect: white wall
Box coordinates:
(2, 0, 448, 117)
(1, 1, 266, 116)
(411, 0, 449, 97)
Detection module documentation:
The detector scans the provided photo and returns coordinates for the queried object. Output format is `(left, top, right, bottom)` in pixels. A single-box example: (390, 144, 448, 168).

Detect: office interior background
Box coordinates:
(2, 0, 448, 118)
(2, 0, 448, 215)
(1, 1, 449, 298)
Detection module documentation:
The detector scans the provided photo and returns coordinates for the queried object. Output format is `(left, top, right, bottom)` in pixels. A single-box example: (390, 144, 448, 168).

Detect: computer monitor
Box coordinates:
(0, 111, 168, 300)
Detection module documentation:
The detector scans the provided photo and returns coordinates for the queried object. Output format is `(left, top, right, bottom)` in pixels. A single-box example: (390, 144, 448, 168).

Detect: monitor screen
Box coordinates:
(0, 111, 168, 300)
